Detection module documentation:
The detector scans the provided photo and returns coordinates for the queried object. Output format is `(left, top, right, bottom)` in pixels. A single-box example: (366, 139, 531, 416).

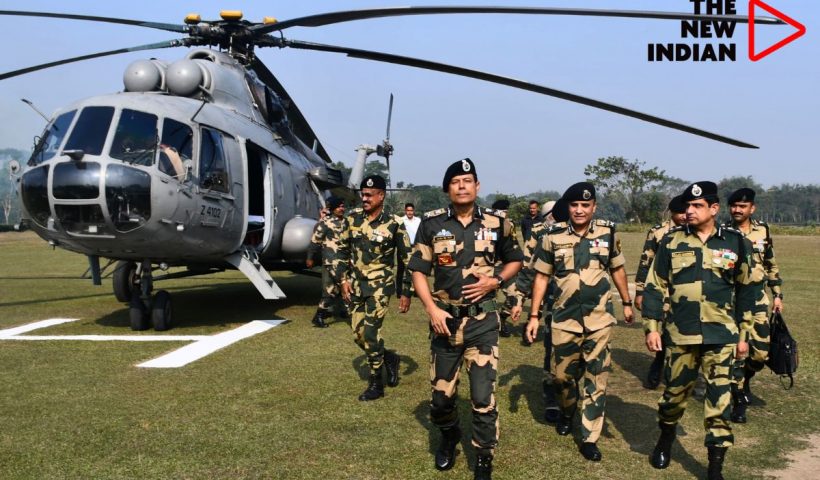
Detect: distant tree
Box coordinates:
(584, 156, 672, 224)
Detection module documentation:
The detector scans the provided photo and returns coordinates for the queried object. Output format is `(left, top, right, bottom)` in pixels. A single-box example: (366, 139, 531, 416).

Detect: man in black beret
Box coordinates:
(634, 194, 688, 389)
(723, 187, 783, 424)
(335, 174, 413, 400)
(442, 157, 477, 192)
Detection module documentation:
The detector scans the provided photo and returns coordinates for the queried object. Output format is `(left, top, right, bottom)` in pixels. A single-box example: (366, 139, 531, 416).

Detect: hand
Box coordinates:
(462, 274, 499, 302)
(525, 317, 540, 344)
(510, 305, 523, 323)
(645, 332, 662, 352)
(341, 281, 352, 303)
(635, 294, 643, 311)
(773, 296, 783, 313)
(398, 295, 411, 313)
(428, 306, 453, 336)
(623, 306, 634, 325)
(736, 341, 749, 359)
(305, 259, 314, 269)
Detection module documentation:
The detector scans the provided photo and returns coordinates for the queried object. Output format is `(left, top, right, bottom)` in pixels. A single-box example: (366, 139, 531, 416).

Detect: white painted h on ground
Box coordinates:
(0, 318, 285, 368)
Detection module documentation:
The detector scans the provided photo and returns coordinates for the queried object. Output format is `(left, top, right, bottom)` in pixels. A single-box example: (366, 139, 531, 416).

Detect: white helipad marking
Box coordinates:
(0, 318, 285, 368)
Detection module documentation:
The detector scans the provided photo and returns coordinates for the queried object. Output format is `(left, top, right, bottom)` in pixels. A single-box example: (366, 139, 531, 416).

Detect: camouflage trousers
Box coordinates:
(658, 343, 735, 447)
(551, 326, 612, 443)
(732, 311, 770, 388)
(317, 265, 342, 313)
(430, 311, 499, 455)
(350, 295, 390, 375)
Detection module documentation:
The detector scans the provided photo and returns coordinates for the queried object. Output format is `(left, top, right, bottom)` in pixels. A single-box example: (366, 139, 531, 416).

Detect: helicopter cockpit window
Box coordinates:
(158, 119, 193, 179)
(64, 106, 114, 156)
(29, 110, 76, 166)
(199, 127, 229, 193)
(110, 109, 158, 166)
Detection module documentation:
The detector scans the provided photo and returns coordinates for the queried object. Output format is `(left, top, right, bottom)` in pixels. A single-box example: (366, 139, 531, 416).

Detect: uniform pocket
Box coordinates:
(434, 240, 457, 267)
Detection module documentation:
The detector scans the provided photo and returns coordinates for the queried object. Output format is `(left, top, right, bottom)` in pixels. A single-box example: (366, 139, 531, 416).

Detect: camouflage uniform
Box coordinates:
(308, 215, 347, 317)
(336, 208, 413, 375)
(531, 219, 626, 443)
(407, 205, 523, 455)
(724, 219, 783, 389)
(642, 224, 755, 447)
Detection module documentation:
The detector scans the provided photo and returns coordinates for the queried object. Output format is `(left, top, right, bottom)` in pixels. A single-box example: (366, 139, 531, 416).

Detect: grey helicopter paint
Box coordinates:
(1, 7, 785, 331)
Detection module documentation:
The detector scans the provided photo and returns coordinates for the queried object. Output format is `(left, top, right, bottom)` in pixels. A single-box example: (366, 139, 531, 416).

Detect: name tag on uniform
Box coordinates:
(475, 228, 497, 241)
(591, 239, 609, 248)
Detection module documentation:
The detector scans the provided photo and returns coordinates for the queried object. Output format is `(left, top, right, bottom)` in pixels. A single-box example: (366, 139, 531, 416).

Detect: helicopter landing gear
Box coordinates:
(127, 260, 173, 331)
(113, 260, 139, 303)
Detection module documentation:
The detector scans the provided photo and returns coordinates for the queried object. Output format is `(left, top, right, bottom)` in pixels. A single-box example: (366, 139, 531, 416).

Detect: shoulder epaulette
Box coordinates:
(424, 208, 447, 219)
(754, 219, 769, 227)
(650, 223, 663, 231)
(348, 207, 364, 215)
(547, 222, 568, 234)
(668, 225, 686, 234)
(595, 219, 616, 229)
(482, 207, 507, 218)
(722, 226, 743, 236)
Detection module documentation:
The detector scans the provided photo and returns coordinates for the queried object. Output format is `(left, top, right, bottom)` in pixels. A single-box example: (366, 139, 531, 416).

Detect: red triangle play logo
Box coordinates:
(749, 0, 806, 61)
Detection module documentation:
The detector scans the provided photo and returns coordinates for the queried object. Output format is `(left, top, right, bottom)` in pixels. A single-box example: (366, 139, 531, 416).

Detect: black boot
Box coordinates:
(556, 415, 572, 436)
(707, 446, 727, 480)
(311, 310, 330, 328)
(434, 425, 461, 471)
(650, 422, 677, 469)
(731, 385, 747, 424)
(543, 380, 560, 424)
(338, 307, 350, 319)
(474, 454, 493, 480)
(358, 367, 384, 401)
(499, 317, 511, 337)
(580, 442, 602, 462)
(644, 350, 664, 389)
(742, 369, 755, 404)
(384, 350, 401, 387)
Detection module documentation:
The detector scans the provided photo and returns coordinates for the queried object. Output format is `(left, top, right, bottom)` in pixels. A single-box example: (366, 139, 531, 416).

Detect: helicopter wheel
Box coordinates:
(129, 296, 150, 331)
(151, 290, 173, 332)
(113, 261, 139, 303)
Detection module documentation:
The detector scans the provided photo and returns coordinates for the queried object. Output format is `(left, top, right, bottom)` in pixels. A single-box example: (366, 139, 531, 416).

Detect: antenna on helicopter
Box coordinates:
(20, 98, 50, 123)
(376, 93, 394, 188)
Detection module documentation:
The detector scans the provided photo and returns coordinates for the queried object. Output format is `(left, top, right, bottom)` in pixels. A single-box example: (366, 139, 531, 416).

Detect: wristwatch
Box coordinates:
(494, 274, 504, 288)
(622, 300, 633, 306)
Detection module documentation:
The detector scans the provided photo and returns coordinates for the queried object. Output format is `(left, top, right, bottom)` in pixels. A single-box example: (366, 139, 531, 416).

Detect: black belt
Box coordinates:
(436, 300, 497, 318)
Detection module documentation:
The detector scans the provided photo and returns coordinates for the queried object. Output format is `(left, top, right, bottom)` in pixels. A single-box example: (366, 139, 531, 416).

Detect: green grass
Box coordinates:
(0, 231, 817, 479)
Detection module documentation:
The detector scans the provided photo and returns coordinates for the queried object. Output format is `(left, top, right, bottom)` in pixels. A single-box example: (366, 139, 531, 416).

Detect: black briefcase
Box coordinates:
(766, 312, 798, 389)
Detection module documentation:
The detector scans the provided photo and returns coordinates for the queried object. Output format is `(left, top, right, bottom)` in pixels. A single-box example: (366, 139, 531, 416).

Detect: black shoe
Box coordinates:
(650, 422, 677, 469)
(742, 369, 755, 404)
(499, 319, 511, 338)
(644, 351, 663, 389)
(358, 368, 384, 401)
(474, 454, 493, 480)
(730, 385, 748, 423)
(556, 415, 572, 436)
(434, 426, 461, 471)
(543, 380, 560, 424)
(580, 442, 602, 462)
(339, 308, 350, 319)
(384, 350, 400, 387)
(707, 446, 727, 480)
(311, 311, 330, 328)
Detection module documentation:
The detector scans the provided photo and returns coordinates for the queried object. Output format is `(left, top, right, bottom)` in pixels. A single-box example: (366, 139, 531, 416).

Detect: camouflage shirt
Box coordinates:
(335, 207, 413, 298)
(642, 224, 756, 346)
(725, 219, 783, 298)
(407, 205, 523, 306)
(307, 215, 346, 266)
(531, 219, 626, 333)
(509, 220, 551, 307)
(635, 220, 676, 294)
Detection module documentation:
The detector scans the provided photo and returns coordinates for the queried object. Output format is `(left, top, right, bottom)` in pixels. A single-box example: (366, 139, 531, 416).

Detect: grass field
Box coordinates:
(0, 231, 817, 479)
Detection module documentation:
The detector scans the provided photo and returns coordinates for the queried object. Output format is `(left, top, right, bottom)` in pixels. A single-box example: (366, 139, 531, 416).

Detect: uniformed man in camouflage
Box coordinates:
(724, 187, 783, 423)
(408, 158, 523, 480)
(336, 175, 413, 401)
(525, 182, 634, 462)
(510, 198, 569, 423)
(635, 195, 688, 388)
(307, 196, 348, 328)
(490, 198, 515, 338)
(643, 181, 755, 480)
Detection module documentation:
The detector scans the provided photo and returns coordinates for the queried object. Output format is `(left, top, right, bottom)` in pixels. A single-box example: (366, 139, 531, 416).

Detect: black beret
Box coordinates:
(361, 175, 386, 191)
(668, 194, 687, 214)
(442, 158, 477, 192)
(491, 199, 510, 210)
(326, 196, 344, 209)
(551, 198, 570, 223)
(562, 182, 596, 202)
(681, 181, 718, 203)
(728, 187, 756, 204)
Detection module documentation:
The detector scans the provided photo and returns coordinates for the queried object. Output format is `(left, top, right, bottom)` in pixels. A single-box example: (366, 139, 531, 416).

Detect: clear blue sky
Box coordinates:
(1, 0, 817, 195)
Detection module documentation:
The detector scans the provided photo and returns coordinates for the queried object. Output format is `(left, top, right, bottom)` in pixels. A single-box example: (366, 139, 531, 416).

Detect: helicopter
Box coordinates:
(1, 6, 783, 331)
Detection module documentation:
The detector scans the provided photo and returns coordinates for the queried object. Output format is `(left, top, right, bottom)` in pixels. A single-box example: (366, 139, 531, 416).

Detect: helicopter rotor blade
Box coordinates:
(0, 10, 189, 33)
(386, 93, 394, 142)
(253, 5, 783, 34)
(0, 39, 188, 81)
(282, 39, 758, 149)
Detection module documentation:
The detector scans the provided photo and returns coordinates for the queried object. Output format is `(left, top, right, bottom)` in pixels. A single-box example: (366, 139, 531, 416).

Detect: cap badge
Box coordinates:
(461, 159, 471, 172)
(582, 189, 591, 200)
(692, 184, 703, 196)
(366, 178, 374, 187)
